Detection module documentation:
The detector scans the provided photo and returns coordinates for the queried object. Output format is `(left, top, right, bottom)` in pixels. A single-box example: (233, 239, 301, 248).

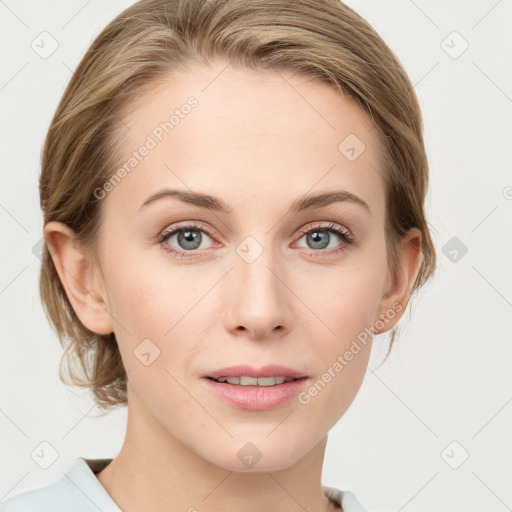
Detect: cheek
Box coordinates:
(296, 256, 386, 344)
(295, 274, 377, 428)
(104, 244, 193, 334)
(291, 250, 385, 411)
(104, 252, 213, 380)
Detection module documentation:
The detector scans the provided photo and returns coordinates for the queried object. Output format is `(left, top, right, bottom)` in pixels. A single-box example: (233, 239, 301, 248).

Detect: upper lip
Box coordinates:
(204, 365, 308, 380)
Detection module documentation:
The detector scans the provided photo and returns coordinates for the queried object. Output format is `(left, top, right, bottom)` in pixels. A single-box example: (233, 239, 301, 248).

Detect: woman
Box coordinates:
(0, 0, 436, 510)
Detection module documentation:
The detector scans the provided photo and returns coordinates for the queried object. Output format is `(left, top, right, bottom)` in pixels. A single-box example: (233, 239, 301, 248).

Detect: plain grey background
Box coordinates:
(1, 1, 511, 511)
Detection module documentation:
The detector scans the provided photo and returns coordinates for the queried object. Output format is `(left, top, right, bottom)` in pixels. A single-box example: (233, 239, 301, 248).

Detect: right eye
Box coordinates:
(156, 222, 217, 257)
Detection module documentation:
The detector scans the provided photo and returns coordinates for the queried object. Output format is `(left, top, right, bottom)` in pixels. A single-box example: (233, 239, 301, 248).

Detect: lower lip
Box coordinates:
(201, 377, 309, 411)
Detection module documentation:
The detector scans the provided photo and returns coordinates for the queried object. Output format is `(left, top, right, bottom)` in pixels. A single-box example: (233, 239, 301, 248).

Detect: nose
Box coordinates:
(221, 243, 294, 341)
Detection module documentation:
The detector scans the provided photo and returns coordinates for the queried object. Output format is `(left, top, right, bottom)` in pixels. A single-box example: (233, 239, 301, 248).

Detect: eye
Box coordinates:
(294, 222, 354, 256)
(156, 222, 216, 257)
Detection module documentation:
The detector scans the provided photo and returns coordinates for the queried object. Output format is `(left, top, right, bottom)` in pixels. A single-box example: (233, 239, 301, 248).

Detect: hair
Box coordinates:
(39, 0, 437, 411)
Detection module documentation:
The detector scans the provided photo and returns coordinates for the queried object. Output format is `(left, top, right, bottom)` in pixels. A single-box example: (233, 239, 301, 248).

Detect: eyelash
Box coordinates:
(155, 221, 355, 259)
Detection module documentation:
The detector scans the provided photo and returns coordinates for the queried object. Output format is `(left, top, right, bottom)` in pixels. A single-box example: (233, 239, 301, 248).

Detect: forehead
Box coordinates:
(106, 63, 385, 220)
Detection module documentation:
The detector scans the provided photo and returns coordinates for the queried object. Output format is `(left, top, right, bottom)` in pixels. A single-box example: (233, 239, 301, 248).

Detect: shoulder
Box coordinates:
(0, 458, 118, 512)
(0, 478, 81, 512)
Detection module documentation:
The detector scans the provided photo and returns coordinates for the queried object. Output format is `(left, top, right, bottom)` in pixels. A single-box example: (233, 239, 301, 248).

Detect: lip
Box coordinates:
(201, 376, 309, 411)
(203, 364, 308, 380)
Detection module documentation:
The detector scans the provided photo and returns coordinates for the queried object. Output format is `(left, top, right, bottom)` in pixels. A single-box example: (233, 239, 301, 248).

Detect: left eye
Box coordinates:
(296, 228, 343, 251)
(295, 223, 353, 252)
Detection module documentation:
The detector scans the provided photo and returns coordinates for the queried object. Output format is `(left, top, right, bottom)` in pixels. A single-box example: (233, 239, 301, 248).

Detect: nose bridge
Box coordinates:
(222, 231, 293, 337)
(234, 232, 284, 302)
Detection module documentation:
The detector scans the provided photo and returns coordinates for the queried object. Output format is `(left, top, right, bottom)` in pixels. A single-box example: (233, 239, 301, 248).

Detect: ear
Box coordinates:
(43, 221, 114, 335)
(374, 227, 423, 334)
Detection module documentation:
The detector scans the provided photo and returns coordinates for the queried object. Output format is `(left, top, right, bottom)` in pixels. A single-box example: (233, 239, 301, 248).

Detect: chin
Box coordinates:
(200, 435, 312, 473)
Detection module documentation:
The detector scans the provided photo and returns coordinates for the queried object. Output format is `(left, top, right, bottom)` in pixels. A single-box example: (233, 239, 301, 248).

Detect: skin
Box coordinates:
(44, 62, 422, 512)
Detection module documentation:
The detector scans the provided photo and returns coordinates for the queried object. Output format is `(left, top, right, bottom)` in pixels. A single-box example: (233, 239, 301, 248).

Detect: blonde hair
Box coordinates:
(40, 0, 437, 410)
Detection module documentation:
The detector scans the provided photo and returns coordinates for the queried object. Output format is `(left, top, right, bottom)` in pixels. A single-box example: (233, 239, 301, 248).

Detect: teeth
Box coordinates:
(216, 376, 295, 386)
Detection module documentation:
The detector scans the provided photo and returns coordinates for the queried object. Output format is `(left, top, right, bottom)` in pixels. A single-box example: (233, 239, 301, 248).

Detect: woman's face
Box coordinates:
(88, 63, 405, 471)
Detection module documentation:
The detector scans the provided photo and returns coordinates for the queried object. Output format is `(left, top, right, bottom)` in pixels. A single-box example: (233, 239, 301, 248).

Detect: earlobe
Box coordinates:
(375, 228, 422, 334)
(43, 221, 114, 335)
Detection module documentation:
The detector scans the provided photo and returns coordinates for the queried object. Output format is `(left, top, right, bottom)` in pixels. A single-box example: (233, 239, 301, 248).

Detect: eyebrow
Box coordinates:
(138, 188, 371, 215)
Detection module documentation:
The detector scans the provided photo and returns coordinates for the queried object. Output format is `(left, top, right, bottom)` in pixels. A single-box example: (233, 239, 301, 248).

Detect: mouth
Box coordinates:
(205, 375, 306, 386)
(201, 366, 310, 411)
(201, 375, 310, 411)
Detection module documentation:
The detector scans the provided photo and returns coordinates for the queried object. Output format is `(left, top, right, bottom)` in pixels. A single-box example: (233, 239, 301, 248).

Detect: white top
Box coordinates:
(0, 457, 370, 511)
